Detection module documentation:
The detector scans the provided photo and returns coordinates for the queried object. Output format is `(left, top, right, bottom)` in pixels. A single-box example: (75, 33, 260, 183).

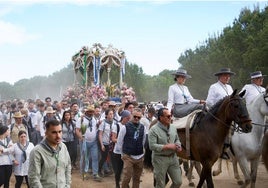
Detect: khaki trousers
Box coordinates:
(121, 154, 144, 188)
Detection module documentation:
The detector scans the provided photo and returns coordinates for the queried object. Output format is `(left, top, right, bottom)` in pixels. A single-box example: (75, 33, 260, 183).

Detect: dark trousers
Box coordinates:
(15, 176, 29, 188)
(111, 152, 124, 186)
(99, 145, 109, 173)
(64, 140, 77, 166)
(0, 165, 12, 188)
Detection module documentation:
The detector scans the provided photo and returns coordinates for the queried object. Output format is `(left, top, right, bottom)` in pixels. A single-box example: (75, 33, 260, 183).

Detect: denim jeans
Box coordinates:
(80, 140, 99, 175)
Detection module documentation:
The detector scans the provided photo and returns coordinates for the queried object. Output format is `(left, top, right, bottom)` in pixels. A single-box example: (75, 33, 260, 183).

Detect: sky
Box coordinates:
(0, 0, 267, 84)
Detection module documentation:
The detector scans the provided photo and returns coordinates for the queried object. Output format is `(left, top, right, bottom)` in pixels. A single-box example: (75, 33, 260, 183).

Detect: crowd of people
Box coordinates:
(0, 67, 266, 188)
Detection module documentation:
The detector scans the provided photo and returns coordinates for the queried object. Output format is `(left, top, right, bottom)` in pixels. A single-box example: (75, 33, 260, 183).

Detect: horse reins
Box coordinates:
(206, 97, 250, 132)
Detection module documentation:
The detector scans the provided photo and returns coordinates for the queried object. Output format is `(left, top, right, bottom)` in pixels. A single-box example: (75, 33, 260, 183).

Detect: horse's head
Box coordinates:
(226, 89, 252, 133)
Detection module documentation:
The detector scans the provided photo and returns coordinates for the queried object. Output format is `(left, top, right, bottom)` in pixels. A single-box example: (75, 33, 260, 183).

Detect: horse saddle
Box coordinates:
(172, 109, 202, 130)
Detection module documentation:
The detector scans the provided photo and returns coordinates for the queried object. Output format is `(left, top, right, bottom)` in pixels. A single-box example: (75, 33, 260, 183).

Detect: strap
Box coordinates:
(116, 123, 120, 135)
(0, 137, 10, 148)
(17, 141, 29, 163)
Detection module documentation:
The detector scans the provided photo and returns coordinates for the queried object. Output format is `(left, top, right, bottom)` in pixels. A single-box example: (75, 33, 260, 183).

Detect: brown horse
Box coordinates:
(262, 131, 268, 171)
(177, 89, 252, 188)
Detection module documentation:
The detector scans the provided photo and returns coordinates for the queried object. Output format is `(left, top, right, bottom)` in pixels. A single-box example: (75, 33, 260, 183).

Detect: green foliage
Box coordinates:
(179, 5, 268, 98)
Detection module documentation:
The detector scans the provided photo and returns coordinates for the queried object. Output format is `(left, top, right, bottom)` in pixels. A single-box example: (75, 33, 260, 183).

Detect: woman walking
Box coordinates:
(61, 110, 77, 169)
(0, 126, 14, 188)
(98, 109, 115, 176)
(13, 130, 34, 188)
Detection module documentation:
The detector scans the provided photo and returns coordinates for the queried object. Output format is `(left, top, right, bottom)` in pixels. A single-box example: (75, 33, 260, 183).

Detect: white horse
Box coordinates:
(231, 88, 268, 187)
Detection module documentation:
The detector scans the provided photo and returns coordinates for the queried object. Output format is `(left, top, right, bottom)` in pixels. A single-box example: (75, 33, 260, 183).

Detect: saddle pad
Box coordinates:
(172, 110, 202, 129)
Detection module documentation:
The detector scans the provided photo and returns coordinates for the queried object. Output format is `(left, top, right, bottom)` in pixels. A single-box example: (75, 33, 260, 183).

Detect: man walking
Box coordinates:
(28, 119, 71, 188)
(117, 108, 146, 188)
(149, 108, 182, 188)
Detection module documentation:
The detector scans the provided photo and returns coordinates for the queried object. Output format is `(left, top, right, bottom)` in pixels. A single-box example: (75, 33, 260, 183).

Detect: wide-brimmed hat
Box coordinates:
(0, 126, 9, 135)
(13, 111, 24, 118)
(248, 71, 267, 80)
(45, 106, 55, 114)
(85, 105, 95, 112)
(171, 69, 192, 78)
(108, 101, 117, 106)
(214, 68, 235, 76)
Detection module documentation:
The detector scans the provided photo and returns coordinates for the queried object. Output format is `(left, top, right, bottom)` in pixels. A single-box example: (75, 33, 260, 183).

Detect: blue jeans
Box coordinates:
(80, 140, 99, 175)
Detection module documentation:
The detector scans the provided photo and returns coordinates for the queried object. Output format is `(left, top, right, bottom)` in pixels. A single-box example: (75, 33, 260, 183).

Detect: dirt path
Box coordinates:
(69, 160, 268, 187)
(10, 160, 268, 187)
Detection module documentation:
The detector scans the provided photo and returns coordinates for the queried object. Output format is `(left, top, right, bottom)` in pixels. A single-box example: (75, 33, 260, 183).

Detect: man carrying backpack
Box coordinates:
(76, 105, 102, 182)
(10, 111, 29, 143)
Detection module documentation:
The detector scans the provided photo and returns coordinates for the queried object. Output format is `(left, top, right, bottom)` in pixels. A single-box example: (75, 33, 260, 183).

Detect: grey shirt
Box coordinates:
(149, 122, 181, 156)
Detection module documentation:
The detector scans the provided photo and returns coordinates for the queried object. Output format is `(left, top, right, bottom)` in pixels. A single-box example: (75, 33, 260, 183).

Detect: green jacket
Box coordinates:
(148, 122, 181, 156)
(28, 141, 71, 188)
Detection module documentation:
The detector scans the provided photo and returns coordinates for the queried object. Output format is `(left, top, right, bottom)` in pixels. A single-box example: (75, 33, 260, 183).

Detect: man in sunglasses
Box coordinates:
(148, 107, 182, 188)
(117, 108, 146, 188)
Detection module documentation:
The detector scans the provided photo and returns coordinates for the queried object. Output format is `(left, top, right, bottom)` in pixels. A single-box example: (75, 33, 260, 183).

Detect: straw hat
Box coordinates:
(108, 101, 117, 106)
(13, 111, 24, 118)
(45, 106, 55, 114)
(84, 105, 95, 112)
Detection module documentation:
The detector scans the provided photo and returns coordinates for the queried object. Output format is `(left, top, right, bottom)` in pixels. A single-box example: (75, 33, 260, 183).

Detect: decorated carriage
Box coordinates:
(62, 43, 136, 105)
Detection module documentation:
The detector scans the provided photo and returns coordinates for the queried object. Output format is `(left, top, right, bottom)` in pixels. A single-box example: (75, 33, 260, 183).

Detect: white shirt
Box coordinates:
(117, 123, 146, 160)
(76, 116, 97, 142)
(13, 142, 35, 176)
(240, 84, 265, 105)
(0, 138, 14, 165)
(112, 122, 123, 154)
(167, 83, 200, 111)
(98, 120, 114, 145)
(206, 81, 233, 108)
(140, 116, 156, 134)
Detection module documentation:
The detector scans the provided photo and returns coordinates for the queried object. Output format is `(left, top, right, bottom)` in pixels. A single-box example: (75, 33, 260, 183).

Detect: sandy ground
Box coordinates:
(10, 160, 268, 188)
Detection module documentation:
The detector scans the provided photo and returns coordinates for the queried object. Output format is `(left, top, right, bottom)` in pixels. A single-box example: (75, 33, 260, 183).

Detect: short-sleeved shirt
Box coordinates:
(76, 116, 97, 142)
(99, 120, 114, 145)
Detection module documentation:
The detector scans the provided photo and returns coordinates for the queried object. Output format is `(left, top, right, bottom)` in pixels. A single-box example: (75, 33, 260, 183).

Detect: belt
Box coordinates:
(155, 153, 175, 157)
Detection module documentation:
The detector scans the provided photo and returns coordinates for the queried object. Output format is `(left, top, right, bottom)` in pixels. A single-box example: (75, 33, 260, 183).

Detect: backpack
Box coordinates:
(10, 123, 28, 134)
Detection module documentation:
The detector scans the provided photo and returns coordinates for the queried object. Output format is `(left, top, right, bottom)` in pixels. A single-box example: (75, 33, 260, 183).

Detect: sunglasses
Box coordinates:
(163, 115, 172, 119)
(133, 115, 141, 120)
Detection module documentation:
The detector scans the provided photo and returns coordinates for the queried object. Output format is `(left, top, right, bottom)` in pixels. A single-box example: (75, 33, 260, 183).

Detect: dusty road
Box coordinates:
(10, 160, 268, 187)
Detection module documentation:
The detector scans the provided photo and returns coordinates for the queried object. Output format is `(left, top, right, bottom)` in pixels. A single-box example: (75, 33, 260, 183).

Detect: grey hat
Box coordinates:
(249, 71, 267, 80)
(0, 126, 9, 135)
(214, 68, 236, 76)
(120, 110, 131, 120)
(171, 69, 192, 78)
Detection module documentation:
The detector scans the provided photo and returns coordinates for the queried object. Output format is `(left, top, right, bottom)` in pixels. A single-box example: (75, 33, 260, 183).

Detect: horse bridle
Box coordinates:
(207, 97, 250, 131)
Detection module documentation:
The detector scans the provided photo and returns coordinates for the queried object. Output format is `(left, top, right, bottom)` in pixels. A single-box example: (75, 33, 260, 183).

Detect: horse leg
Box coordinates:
(237, 157, 251, 188)
(250, 159, 259, 188)
(197, 164, 214, 188)
(194, 162, 207, 188)
(187, 161, 195, 187)
(212, 158, 222, 176)
(232, 157, 243, 185)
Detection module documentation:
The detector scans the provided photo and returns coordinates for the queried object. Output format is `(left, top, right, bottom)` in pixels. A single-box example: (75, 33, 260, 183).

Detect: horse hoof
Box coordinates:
(237, 180, 244, 185)
(189, 182, 195, 187)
